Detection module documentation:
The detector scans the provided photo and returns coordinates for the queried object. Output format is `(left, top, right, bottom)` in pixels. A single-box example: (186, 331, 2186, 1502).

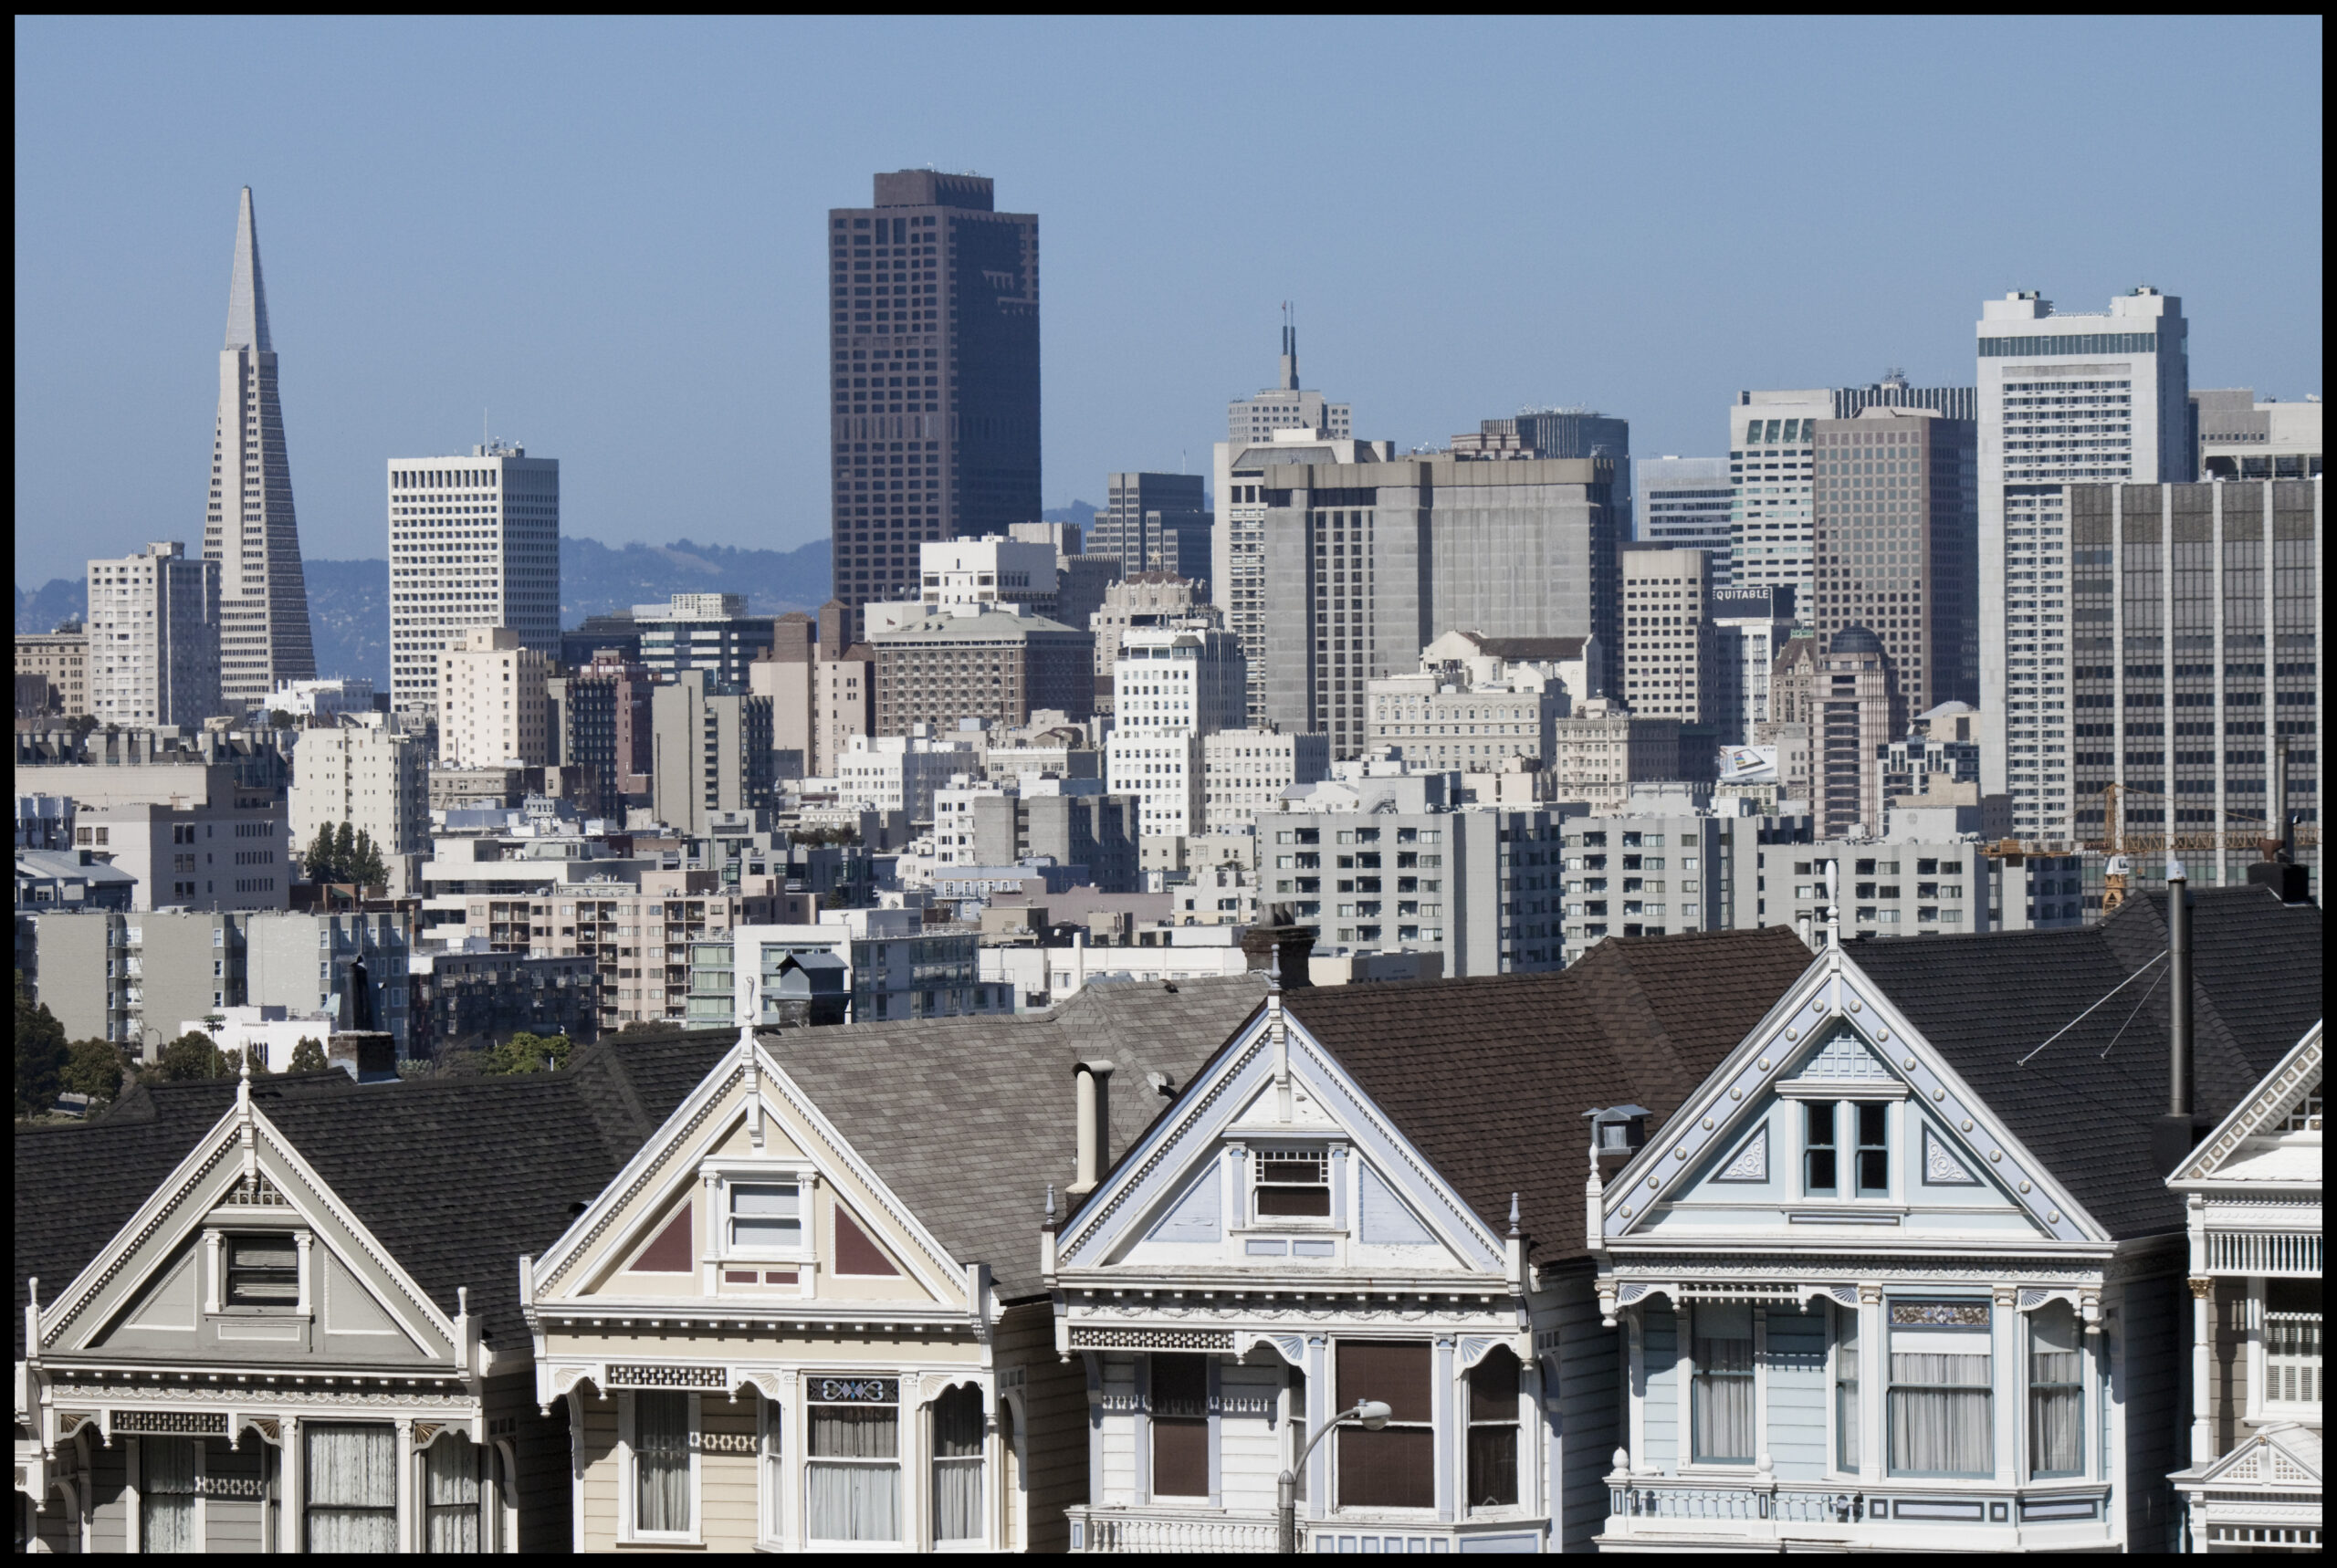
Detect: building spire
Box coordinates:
(1278, 301, 1299, 392)
(224, 186, 272, 353)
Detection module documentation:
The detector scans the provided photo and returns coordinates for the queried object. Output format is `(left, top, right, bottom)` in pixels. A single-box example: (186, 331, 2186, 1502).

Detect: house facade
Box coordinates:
(2168, 1022, 2323, 1552)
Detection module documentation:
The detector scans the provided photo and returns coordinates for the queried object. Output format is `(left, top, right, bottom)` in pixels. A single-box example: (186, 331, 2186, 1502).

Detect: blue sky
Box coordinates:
(13, 16, 2323, 586)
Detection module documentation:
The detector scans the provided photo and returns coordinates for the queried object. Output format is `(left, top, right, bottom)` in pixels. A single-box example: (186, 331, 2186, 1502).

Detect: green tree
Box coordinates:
(332, 822, 357, 879)
(304, 824, 341, 883)
(16, 970, 70, 1116)
(153, 1030, 228, 1082)
(267, 709, 297, 730)
(61, 1039, 127, 1106)
(483, 1030, 572, 1074)
(349, 829, 387, 889)
(288, 1037, 330, 1074)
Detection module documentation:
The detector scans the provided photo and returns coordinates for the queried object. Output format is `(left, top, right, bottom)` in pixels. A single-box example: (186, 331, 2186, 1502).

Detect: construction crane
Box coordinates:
(2086, 738, 2313, 914)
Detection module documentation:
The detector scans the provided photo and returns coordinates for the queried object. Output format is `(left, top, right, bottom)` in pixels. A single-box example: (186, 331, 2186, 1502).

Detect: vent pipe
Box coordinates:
(1071, 1060, 1115, 1196)
(2152, 861, 2199, 1175)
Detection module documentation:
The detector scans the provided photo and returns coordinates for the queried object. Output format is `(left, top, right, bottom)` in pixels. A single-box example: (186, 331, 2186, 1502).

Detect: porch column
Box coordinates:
(1857, 1284, 1882, 1483)
(1990, 1286, 2017, 1484)
(2188, 1277, 2216, 1464)
(393, 1416, 414, 1552)
(1433, 1336, 1454, 1523)
(1305, 1334, 1328, 1521)
(282, 1416, 303, 1553)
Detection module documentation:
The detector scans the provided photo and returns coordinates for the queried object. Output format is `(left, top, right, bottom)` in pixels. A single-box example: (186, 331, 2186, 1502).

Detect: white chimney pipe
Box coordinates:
(1071, 1060, 1115, 1196)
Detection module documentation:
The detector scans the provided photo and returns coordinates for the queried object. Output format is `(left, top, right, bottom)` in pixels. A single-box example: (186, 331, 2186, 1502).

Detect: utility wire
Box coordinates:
(2016, 949, 2169, 1067)
(2098, 966, 2168, 1061)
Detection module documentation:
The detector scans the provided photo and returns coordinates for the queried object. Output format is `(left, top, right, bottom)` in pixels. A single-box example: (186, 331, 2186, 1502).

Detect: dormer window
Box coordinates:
(1255, 1148, 1330, 1218)
(225, 1235, 299, 1306)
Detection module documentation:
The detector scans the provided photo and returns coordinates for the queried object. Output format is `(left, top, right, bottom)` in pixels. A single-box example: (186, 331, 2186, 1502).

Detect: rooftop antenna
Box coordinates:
(1279, 301, 1299, 392)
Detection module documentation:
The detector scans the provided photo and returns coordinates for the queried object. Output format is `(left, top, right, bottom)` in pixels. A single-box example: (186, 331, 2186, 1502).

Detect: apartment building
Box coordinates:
(1200, 727, 1329, 832)
(437, 626, 551, 768)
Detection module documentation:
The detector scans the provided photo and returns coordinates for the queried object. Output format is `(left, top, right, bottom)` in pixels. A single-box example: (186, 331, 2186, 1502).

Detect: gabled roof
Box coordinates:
(2170, 1021, 2321, 1188)
(1276, 926, 1815, 1268)
(16, 1032, 737, 1358)
(1846, 884, 2321, 1239)
(2176, 1421, 2323, 1491)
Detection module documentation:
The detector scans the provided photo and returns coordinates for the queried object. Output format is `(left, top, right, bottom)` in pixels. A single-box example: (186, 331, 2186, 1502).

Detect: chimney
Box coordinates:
(1070, 1060, 1115, 1196)
(2151, 861, 2201, 1175)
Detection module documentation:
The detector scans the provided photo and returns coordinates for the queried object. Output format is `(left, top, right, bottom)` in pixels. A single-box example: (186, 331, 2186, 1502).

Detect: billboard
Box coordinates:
(1717, 745, 1777, 785)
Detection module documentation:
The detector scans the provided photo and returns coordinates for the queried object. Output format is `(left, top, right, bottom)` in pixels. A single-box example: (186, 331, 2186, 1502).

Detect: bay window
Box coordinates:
(1834, 1309, 1860, 1471)
(807, 1376, 900, 1542)
(1691, 1304, 1755, 1464)
(1888, 1302, 1992, 1476)
(140, 1437, 197, 1553)
(931, 1384, 985, 1541)
(426, 1432, 482, 1552)
(632, 1390, 694, 1537)
(1150, 1354, 1210, 1499)
(305, 1424, 396, 1552)
(1335, 1341, 1432, 1509)
(2027, 1301, 2083, 1478)
(1465, 1347, 1520, 1509)
(2264, 1278, 2322, 1410)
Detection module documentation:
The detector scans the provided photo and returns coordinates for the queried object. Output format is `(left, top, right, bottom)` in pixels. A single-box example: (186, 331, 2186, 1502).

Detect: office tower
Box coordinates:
(1977, 287, 2189, 842)
(1809, 406, 1980, 736)
(1709, 588, 1796, 747)
(1814, 625, 1893, 838)
(1620, 546, 1715, 722)
(650, 670, 776, 837)
(1106, 623, 1246, 837)
(828, 172, 1040, 628)
(871, 608, 1093, 736)
(1089, 573, 1213, 709)
(1548, 700, 1687, 812)
(2193, 388, 2323, 480)
(634, 592, 778, 692)
(86, 543, 222, 727)
(386, 443, 561, 718)
(201, 187, 317, 713)
(436, 627, 550, 768)
(2069, 478, 2321, 903)
(16, 625, 89, 720)
(913, 537, 1062, 616)
(1226, 314, 1351, 444)
(551, 648, 655, 801)
(1467, 407, 1633, 531)
(1730, 378, 1975, 608)
(813, 602, 875, 777)
(1088, 473, 1212, 591)
(1256, 455, 1621, 761)
(1637, 456, 1734, 579)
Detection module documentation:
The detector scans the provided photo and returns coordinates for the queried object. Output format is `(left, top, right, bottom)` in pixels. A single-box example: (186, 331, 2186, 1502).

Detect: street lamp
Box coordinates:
(1277, 1400, 1392, 1553)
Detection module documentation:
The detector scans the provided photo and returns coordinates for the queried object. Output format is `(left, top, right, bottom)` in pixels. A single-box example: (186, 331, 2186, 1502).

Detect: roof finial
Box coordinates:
(1043, 1184, 1056, 1223)
(1508, 1192, 1522, 1238)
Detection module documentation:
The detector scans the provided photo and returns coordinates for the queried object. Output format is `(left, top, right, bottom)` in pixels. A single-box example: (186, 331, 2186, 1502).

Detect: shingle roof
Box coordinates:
(1277, 926, 1816, 1270)
(1850, 883, 2322, 1240)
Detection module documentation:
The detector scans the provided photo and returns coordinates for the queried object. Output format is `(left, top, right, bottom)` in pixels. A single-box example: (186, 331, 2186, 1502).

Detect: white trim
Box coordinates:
(616, 1387, 704, 1546)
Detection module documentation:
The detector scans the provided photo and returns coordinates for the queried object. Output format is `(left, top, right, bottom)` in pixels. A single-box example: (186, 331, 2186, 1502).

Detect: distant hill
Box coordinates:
(1044, 498, 1098, 535)
(14, 578, 84, 636)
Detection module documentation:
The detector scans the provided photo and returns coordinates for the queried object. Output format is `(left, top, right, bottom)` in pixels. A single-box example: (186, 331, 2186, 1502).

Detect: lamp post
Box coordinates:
(1276, 1400, 1391, 1553)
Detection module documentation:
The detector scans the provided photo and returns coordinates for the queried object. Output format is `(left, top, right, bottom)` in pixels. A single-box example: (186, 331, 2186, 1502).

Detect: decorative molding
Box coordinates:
(111, 1409, 228, 1436)
(238, 1416, 282, 1446)
(49, 1383, 474, 1415)
(46, 1140, 236, 1346)
(540, 1070, 739, 1291)
(1923, 1127, 1980, 1186)
(1066, 1325, 1235, 1353)
(605, 1363, 728, 1390)
(1064, 1039, 1263, 1254)
(1716, 1126, 1768, 1184)
(2175, 1026, 2324, 1182)
(1236, 1332, 1306, 1366)
(1787, 1031, 1893, 1083)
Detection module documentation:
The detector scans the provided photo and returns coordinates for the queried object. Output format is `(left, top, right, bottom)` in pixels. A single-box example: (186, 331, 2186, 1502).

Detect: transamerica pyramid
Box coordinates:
(204, 186, 316, 711)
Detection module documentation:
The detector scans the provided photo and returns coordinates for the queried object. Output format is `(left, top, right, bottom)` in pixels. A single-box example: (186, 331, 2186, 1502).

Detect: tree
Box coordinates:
(332, 822, 357, 879)
(61, 1039, 127, 1107)
(304, 822, 386, 889)
(304, 824, 341, 883)
(267, 709, 297, 730)
(483, 1030, 572, 1074)
(349, 830, 387, 890)
(288, 1037, 330, 1074)
(16, 970, 69, 1116)
(153, 1030, 228, 1082)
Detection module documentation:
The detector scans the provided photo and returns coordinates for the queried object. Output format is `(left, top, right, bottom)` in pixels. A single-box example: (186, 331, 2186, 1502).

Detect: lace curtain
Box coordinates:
(2028, 1304, 2082, 1477)
(427, 1434, 482, 1552)
(808, 1406, 899, 1542)
(634, 1392, 692, 1534)
(306, 1424, 397, 1553)
(1835, 1311, 1861, 1471)
(1889, 1352, 1992, 1475)
(932, 1386, 984, 1541)
(141, 1437, 198, 1553)
(1692, 1305, 1755, 1463)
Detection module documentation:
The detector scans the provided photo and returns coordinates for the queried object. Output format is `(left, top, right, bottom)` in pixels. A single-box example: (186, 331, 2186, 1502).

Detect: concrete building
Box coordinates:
(914, 536, 1061, 616)
(1813, 624, 1894, 839)
(1759, 803, 2087, 938)
(1620, 545, 1715, 721)
(1200, 727, 1329, 832)
(68, 760, 288, 913)
(86, 543, 221, 728)
(832, 731, 980, 821)
(1556, 800, 1735, 963)
(1367, 630, 1575, 773)
(1876, 702, 1981, 817)
(288, 720, 429, 883)
(1105, 623, 1245, 838)
(2193, 387, 2323, 480)
(828, 171, 1039, 627)
(200, 188, 318, 713)
(2068, 477, 2322, 907)
(1709, 587, 1797, 747)
(634, 592, 778, 693)
(929, 775, 1140, 892)
(1977, 286, 2190, 841)
(871, 606, 1094, 735)
(1810, 405, 1979, 734)
(1225, 314, 1351, 444)
(719, 908, 997, 1028)
(1547, 697, 1690, 812)
(15, 848, 137, 915)
(1089, 472, 1211, 591)
(751, 601, 876, 778)
(15, 626, 89, 719)
(264, 675, 374, 720)
(649, 669, 776, 837)
(550, 647, 655, 803)
(387, 442, 561, 717)
(1637, 455, 1734, 580)
(405, 945, 600, 1057)
(1088, 573, 1212, 707)
(1466, 406, 1633, 530)
(436, 626, 550, 768)
(1255, 454, 1623, 759)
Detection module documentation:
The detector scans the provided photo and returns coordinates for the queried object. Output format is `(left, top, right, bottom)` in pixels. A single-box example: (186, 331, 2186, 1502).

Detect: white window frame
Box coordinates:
(1827, 1300, 1860, 1479)
(2020, 1301, 2089, 1481)
(757, 1387, 786, 1549)
(126, 1434, 208, 1554)
(1247, 1143, 1340, 1229)
(618, 1389, 702, 1546)
(802, 1375, 906, 1546)
(701, 1158, 819, 1268)
(2251, 1277, 2324, 1422)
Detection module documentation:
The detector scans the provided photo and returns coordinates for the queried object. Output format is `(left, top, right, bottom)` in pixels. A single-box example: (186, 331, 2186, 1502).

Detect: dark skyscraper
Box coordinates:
(828, 171, 1040, 631)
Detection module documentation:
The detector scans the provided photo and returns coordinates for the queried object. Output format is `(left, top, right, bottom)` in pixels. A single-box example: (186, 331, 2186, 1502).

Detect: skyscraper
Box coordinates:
(86, 543, 220, 727)
(1619, 545, 1715, 722)
(202, 187, 315, 711)
(1975, 287, 2189, 842)
(1469, 407, 1633, 531)
(1225, 312, 1350, 444)
(1088, 472, 1211, 589)
(1637, 456, 1734, 580)
(828, 172, 1040, 631)
(385, 443, 561, 719)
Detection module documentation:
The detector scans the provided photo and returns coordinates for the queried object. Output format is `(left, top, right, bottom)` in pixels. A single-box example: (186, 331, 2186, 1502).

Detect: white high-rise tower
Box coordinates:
(1975, 287, 2189, 842)
(386, 444, 561, 718)
(202, 187, 316, 712)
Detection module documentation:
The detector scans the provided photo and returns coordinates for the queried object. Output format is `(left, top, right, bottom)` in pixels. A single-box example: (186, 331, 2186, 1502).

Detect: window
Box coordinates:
(1692, 1304, 1755, 1463)
(633, 1391, 693, 1536)
(141, 1437, 198, 1552)
(306, 1424, 396, 1552)
(1336, 1341, 1433, 1509)
(1466, 1347, 1520, 1509)
(2264, 1279, 2323, 1409)
(426, 1433, 481, 1552)
(1151, 1354, 1210, 1498)
(1255, 1147, 1331, 1218)
(225, 1235, 299, 1306)
(1804, 1103, 1838, 1195)
(728, 1182, 802, 1251)
(2028, 1302, 2082, 1478)
(1835, 1309, 1860, 1471)
(807, 1377, 899, 1542)
(1888, 1302, 1992, 1476)
(931, 1385, 985, 1540)
(1855, 1103, 1889, 1196)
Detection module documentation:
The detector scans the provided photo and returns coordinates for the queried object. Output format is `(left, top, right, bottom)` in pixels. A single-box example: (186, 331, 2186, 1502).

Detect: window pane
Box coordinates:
(811, 1405, 897, 1459)
(1154, 1416, 1210, 1498)
(1836, 1311, 1861, 1471)
(635, 1391, 692, 1533)
(731, 1183, 799, 1216)
(931, 1385, 984, 1539)
(1256, 1185, 1331, 1217)
(2028, 1303, 2082, 1477)
(1692, 1335, 1755, 1463)
(1466, 1425, 1517, 1509)
(1889, 1315, 1992, 1476)
(227, 1234, 300, 1305)
(808, 1462, 900, 1542)
(2266, 1279, 2322, 1406)
(427, 1434, 481, 1552)
(1336, 1341, 1431, 1423)
(306, 1424, 396, 1552)
(141, 1437, 198, 1554)
(733, 1216, 802, 1248)
(1337, 1425, 1434, 1509)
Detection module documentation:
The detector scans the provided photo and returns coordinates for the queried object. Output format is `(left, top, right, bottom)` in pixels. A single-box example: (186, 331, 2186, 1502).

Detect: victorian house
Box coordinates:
(14, 1034, 739, 1552)
(521, 974, 1264, 1553)
(1050, 927, 1814, 1553)
(1592, 882, 2321, 1552)
(2168, 1020, 2322, 1552)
